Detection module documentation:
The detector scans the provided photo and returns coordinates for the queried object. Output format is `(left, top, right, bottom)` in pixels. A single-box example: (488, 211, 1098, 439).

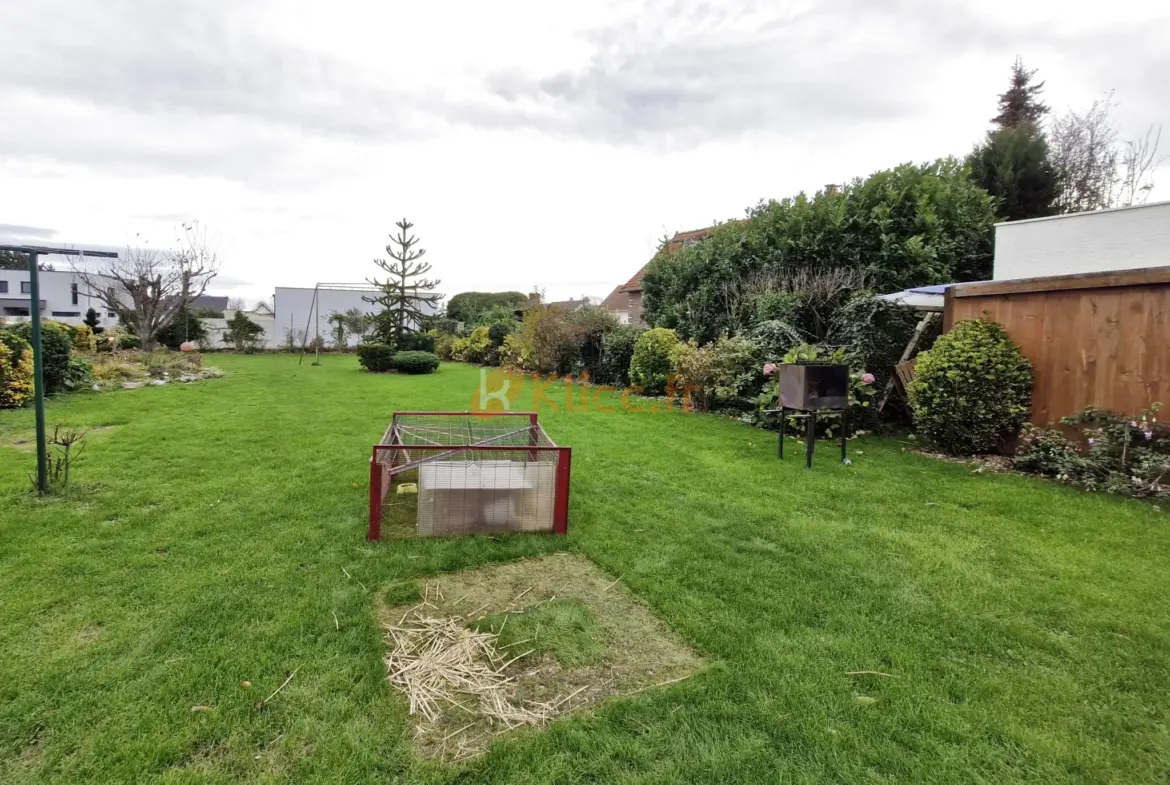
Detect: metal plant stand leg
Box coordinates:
(778, 407, 785, 459)
(806, 411, 816, 469)
(841, 409, 848, 463)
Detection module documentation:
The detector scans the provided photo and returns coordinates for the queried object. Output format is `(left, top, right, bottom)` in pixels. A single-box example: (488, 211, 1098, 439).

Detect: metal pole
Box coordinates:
(27, 252, 48, 493)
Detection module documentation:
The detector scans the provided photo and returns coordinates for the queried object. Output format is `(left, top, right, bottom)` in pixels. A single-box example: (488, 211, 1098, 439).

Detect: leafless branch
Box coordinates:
(70, 223, 219, 350)
(1115, 125, 1165, 207)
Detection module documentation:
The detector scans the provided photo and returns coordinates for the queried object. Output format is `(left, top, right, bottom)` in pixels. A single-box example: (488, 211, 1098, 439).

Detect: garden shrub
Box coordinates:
(155, 309, 207, 350)
(670, 341, 719, 411)
(908, 319, 1032, 455)
(827, 292, 923, 389)
(1013, 424, 1085, 480)
(73, 324, 96, 352)
(64, 356, 94, 389)
(223, 312, 265, 353)
(0, 336, 34, 408)
(451, 326, 491, 364)
(517, 305, 578, 375)
(499, 333, 529, 369)
(487, 321, 513, 347)
(397, 332, 436, 353)
(569, 307, 617, 381)
(8, 321, 76, 394)
(434, 333, 457, 361)
(707, 334, 765, 408)
(390, 351, 441, 375)
(596, 326, 641, 387)
(629, 328, 680, 395)
(1015, 405, 1169, 498)
(746, 320, 805, 362)
(751, 291, 802, 324)
(357, 343, 396, 372)
(118, 332, 142, 350)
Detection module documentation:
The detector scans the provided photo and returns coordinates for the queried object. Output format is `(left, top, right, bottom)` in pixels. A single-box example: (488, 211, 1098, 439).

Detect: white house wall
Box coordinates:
(274, 286, 442, 349)
(993, 200, 1170, 281)
(0, 269, 122, 327)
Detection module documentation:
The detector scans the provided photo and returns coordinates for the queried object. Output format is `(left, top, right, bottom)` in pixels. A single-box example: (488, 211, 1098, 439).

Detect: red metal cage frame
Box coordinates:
(368, 411, 572, 540)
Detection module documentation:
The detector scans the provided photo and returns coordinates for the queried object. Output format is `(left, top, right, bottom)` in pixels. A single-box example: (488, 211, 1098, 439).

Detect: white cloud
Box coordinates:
(0, 0, 1166, 304)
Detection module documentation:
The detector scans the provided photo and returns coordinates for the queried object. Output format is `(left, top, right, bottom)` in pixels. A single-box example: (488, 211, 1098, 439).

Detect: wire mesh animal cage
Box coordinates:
(369, 412, 571, 540)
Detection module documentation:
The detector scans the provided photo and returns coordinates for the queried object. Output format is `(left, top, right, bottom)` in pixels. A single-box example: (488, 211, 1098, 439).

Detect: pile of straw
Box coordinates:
(383, 604, 555, 729)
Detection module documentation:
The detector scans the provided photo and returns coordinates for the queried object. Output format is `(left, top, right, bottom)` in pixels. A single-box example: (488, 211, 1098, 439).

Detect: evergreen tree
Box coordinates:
(967, 125, 1059, 221)
(969, 58, 1058, 221)
(83, 307, 100, 330)
(366, 219, 443, 346)
(992, 56, 1049, 130)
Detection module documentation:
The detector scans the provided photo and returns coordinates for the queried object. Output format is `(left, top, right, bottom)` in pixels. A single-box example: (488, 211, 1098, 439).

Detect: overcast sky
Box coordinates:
(1, 0, 1167, 305)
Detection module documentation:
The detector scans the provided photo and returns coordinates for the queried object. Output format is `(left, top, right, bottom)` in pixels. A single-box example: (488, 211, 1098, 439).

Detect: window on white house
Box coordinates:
(52, 311, 81, 317)
(21, 281, 32, 294)
(71, 282, 79, 305)
(108, 312, 116, 318)
(0, 280, 7, 293)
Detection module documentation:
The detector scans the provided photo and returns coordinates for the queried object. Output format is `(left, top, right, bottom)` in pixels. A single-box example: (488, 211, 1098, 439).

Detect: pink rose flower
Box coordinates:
(861, 373, 875, 385)
(763, 362, 777, 377)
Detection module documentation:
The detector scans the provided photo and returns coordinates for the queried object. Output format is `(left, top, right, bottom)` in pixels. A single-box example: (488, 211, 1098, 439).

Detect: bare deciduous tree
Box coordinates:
(227, 297, 249, 311)
(721, 267, 868, 340)
(1050, 94, 1165, 212)
(1049, 97, 1119, 214)
(1116, 125, 1166, 207)
(72, 223, 219, 351)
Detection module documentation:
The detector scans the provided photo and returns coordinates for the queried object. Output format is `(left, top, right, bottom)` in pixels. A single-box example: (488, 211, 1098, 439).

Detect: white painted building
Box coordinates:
(993, 200, 1170, 280)
(0, 268, 121, 328)
(271, 286, 442, 350)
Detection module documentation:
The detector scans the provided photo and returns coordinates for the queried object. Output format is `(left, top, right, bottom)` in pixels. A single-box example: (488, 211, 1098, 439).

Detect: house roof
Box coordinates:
(190, 295, 229, 310)
(546, 298, 589, 312)
(619, 224, 722, 293)
(600, 284, 628, 311)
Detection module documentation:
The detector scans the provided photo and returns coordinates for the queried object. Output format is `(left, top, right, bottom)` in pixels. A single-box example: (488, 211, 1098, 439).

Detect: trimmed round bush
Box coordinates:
(907, 319, 1032, 455)
(390, 350, 440, 374)
(629, 327, 679, 395)
(356, 343, 396, 372)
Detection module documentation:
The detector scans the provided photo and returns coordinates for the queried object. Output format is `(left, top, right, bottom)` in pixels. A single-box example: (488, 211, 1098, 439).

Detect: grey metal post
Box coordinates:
(27, 251, 48, 493)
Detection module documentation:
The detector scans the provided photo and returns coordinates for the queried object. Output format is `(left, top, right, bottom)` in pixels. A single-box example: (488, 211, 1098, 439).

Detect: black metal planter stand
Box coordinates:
(766, 407, 849, 468)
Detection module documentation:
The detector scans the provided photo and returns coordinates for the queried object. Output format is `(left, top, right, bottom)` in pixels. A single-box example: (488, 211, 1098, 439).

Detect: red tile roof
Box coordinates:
(618, 224, 722, 293)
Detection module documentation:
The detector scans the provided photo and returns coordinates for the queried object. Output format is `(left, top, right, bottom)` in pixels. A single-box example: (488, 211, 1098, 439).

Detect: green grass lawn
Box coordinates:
(1, 355, 1167, 784)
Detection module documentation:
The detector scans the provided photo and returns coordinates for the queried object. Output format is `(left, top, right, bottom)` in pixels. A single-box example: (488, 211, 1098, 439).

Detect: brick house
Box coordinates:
(602, 226, 719, 326)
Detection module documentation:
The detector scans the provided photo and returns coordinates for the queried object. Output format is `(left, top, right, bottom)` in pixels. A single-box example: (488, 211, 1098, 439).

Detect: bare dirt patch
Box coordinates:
(377, 553, 705, 763)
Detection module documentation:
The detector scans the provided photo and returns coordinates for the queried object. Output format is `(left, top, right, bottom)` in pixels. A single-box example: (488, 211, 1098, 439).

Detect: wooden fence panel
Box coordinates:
(945, 267, 1170, 424)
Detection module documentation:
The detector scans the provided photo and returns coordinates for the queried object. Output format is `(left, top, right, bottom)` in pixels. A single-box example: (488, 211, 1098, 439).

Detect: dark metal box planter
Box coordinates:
(777, 364, 849, 411)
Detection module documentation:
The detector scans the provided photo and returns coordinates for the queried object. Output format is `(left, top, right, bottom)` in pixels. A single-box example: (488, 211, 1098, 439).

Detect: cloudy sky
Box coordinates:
(1, 0, 1166, 305)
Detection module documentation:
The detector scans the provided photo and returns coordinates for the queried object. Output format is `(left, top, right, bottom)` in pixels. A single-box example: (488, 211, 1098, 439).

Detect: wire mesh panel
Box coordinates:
(369, 412, 570, 540)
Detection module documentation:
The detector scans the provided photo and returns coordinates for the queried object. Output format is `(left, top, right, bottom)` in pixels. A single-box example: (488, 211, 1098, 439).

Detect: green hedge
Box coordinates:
(391, 351, 440, 374)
